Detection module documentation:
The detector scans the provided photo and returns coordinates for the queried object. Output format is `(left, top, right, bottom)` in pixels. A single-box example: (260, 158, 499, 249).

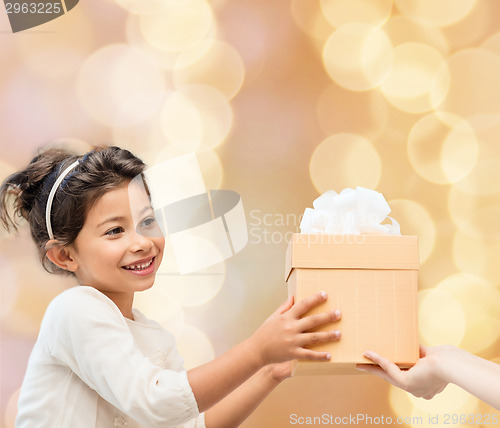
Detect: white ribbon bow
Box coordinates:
(300, 187, 400, 235)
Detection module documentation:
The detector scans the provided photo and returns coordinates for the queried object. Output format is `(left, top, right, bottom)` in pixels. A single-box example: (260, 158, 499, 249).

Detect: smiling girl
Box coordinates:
(1, 145, 342, 428)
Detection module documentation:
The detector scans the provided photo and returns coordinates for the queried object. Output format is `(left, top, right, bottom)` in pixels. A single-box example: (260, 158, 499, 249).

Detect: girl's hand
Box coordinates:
(266, 362, 293, 383)
(250, 292, 341, 366)
(357, 345, 450, 400)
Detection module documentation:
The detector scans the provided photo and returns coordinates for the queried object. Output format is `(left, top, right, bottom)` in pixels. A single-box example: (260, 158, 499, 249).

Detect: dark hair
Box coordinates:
(0, 145, 146, 274)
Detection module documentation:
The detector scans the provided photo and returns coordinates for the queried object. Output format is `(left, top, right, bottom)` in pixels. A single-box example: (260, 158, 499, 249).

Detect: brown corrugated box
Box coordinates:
(285, 233, 419, 376)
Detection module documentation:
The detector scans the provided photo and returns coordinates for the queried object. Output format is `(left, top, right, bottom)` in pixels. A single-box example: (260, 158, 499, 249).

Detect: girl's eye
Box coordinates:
(141, 216, 156, 228)
(105, 227, 124, 236)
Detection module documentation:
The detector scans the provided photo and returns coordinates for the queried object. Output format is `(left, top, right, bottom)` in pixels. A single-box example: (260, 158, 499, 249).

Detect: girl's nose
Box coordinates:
(129, 229, 154, 252)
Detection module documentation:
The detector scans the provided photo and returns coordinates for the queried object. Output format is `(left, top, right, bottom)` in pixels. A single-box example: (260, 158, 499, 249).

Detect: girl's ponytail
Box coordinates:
(0, 149, 75, 233)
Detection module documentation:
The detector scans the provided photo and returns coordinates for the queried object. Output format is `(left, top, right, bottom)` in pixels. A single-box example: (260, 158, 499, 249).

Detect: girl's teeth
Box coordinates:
(125, 259, 153, 270)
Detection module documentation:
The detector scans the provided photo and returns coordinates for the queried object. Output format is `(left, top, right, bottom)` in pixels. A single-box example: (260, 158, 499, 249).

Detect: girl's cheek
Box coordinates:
(157, 237, 166, 252)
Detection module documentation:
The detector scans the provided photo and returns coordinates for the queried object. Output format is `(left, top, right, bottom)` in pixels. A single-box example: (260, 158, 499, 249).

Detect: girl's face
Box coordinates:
(67, 182, 165, 306)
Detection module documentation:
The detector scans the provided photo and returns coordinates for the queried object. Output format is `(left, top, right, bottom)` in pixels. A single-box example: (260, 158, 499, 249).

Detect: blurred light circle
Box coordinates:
(388, 386, 413, 422)
(451, 114, 500, 196)
(322, 23, 394, 91)
(383, 16, 449, 55)
(76, 44, 167, 127)
(409, 384, 478, 421)
(176, 325, 215, 369)
(290, 0, 334, 41)
(380, 43, 450, 113)
(17, 6, 93, 81)
(418, 288, 466, 346)
(453, 229, 500, 285)
(159, 263, 225, 308)
(139, 0, 214, 53)
(112, 90, 168, 154)
(197, 151, 224, 191)
(210, 0, 229, 9)
(481, 31, 500, 58)
(320, 0, 393, 28)
(173, 40, 245, 101)
(133, 284, 185, 338)
(309, 133, 382, 193)
(126, 13, 181, 70)
(437, 273, 500, 354)
(114, 90, 167, 130)
(389, 386, 478, 428)
(153, 145, 224, 191)
(407, 112, 478, 184)
(394, 0, 477, 27)
(160, 85, 233, 152)
(115, 0, 169, 15)
(436, 48, 500, 118)
(113, 104, 171, 161)
(388, 199, 436, 263)
(216, 4, 274, 87)
(160, 92, 203, 151)
(1, 68, 93, 156)
(316, 83, 388, 141)
(448, 185, 500, 239)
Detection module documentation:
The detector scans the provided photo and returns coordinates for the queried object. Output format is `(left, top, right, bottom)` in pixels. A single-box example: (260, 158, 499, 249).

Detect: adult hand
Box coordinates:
(357, 345, 450, 400)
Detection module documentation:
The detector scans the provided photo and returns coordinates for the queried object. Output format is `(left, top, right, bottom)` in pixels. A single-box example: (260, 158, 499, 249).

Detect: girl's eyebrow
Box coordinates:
(97, 206, 153, 228)
(97, 216, 125, 228)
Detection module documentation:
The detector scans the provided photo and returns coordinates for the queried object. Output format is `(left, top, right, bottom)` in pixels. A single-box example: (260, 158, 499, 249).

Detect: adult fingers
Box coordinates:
(356, 364, 390, 379)
(363, 351, 405, 384)
(289, 291, 328, 318)
(356, 363, 405, 388)
(419, 344, 428, 358)
(298, 310, 341, 331)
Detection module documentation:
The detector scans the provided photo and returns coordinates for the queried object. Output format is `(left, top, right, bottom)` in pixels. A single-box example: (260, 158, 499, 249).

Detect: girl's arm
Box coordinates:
(203, 363, 288, 428)
(187, 292, 341, 413)
(359, 345, 500, 410)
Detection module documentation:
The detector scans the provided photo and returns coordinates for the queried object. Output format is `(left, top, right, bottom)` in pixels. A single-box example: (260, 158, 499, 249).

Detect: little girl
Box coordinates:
(1, 145, 342, 428)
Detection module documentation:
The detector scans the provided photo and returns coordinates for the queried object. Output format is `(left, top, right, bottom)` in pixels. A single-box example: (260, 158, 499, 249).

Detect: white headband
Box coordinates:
(45, 160, 80, 240)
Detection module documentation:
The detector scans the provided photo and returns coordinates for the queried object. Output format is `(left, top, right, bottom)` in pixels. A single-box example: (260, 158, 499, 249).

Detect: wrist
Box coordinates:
(264, 364, 287, 385)
(243, 334, 267, 371)
(432, 345, 460, 382)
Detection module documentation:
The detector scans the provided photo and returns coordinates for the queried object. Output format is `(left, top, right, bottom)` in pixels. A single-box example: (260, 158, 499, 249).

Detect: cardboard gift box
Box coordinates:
(285, 233, 419, 376)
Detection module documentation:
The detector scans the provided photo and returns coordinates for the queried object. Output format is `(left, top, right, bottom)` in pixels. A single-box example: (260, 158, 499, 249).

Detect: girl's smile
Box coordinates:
(122, 255, 156, 275)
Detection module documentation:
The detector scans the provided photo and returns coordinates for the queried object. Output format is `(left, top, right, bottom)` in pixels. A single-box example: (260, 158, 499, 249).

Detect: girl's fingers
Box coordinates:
(298, 309, 341, 331)
(275, 296, 294, 315)
(290, 291, 328, 318)
(296, 348, 332, 361)
(299, 330, 341, 346)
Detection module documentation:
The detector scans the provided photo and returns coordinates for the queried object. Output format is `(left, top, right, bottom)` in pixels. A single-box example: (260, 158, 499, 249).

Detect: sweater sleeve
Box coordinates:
(46, 286, 200, 428)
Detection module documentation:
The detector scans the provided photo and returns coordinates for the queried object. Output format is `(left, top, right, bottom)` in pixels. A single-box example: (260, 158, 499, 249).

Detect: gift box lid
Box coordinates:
(285, 233, 419, 281)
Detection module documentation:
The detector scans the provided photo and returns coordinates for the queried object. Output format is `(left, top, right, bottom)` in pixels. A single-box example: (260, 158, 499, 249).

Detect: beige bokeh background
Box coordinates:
(1, 0, 500, 427)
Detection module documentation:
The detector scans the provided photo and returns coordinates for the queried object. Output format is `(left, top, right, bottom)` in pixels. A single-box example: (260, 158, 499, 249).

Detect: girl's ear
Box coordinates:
(45, 240, 78, 272)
